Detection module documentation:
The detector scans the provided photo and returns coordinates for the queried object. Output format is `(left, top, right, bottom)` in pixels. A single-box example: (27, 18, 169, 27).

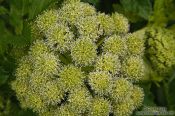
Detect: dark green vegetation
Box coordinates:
(0, 0, 175, 115)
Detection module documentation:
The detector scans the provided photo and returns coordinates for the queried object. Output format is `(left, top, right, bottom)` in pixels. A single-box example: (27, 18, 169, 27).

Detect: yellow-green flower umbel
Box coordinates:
(12, 0, 145, 115)
(122, 56, 145, 81)
(88, 71, 112, 96)
(71, 38, 97, 66)
(103, 34, 126, 56)
(95, 53, 121, 75)
(145, 27, 175, 76)
(89, 97, 111, 116)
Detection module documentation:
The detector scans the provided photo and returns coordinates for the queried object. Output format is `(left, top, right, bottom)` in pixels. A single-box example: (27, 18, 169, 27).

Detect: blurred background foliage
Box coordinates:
(0, 0, 175, 115)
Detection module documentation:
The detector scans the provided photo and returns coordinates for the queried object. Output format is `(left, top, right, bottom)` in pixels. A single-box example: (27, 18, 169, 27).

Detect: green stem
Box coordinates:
(59, 53, 70, 65)
(96, 36, 106, 47)
(168, 71, 175, 84)
(163, 81, 170, 109)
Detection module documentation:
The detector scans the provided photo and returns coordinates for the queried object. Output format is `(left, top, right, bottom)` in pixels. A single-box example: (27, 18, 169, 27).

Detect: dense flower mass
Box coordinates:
(12, 0, 145, 115)
(145, 27, 175, 76)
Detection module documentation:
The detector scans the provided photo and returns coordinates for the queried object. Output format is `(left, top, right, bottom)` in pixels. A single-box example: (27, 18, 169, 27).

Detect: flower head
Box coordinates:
(35, 9, 58, 33)
(88, 71, 112, 96)
(59, 65, 84, 91)
(111, 78, 133, 103)
(68, 87, 92, 114)
(58, 1, 96, 25)
(131, 85, 144, 108)
(97, 13, 115, 35)
(45, 24, 74, 52)
(71, 38, 97, 66)
(112, 13, 129, 34)
(90, 97, 111, 116)
(103, 34, 126, 56)
(12, 1, 145, 115)
(122, 56, 145, 81)
(76, 16, 103, 41)
(95, 53, 121, 75)
(126, 33, 145, 55)
(113, 98, 135, 116)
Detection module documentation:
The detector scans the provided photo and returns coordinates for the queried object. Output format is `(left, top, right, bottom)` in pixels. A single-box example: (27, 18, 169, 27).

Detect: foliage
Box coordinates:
(113, 0, 152, 22)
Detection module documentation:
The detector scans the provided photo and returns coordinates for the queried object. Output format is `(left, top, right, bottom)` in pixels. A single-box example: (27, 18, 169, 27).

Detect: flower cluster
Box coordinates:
(12, 0, 145, 116)
(145, 27, 175, 76)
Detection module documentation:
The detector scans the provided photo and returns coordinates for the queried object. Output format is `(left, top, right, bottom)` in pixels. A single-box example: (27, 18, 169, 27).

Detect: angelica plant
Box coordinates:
(12, 0, 145, 116)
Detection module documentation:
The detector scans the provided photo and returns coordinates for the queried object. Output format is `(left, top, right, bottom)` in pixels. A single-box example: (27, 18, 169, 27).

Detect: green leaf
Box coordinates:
(9, 0, 57, 34)
(149, 0, 167, 27)
(164, 72, 175, 110)
(9, 0, 24, 35)
(11, 21, 32, 47)
(0, 67, 9, 86)
(120, 0, 152, 20)
(149, 0, 175, 27)
(113, 0, 152, 22)
(0, 6, 8, 15)
(140, 83, 156, 106)
(168, 79, 175, 110)
(28, 0, 57, 20)
(81, 0, 100, 6)
(0, 19, 12, 55)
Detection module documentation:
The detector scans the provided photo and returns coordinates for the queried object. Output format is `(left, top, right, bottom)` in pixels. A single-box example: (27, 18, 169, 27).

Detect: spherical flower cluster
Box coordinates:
(12, 1, 145, 116)
(88, 71, 112, 96)
(59, 65, 85, 91)
(112, 13, 129, 34)
(35, 9, 58, 32)
(122, 56, 145, 81)
(145, 27, 175, 76)
(45, 24, 74, 52)
(58, 0, 96, 25)
(111, 78, 133, 103)
(126, 33, 145, 55)
(71, 38, 97, 66)
(90, 97, 111, 116)
(95, 53, 121, 75)
(103, 34, 126, 56)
